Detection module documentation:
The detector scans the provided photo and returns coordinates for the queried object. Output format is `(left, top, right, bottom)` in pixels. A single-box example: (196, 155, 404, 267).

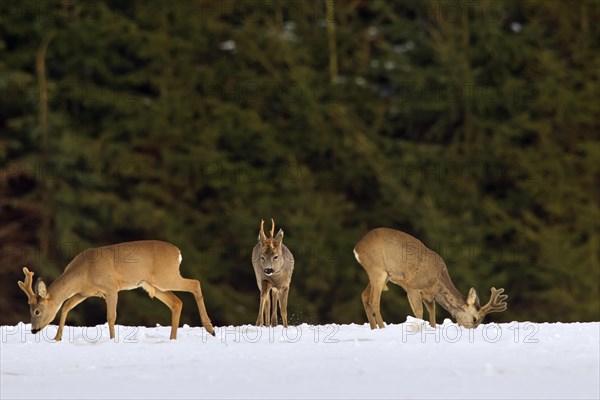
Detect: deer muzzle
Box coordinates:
(263, 268, 274, 276)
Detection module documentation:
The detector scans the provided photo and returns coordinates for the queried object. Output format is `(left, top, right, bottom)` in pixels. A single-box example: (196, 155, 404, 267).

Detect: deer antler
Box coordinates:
(479, 287, 508, 315)
(17, 267, 37, 304)
(269, 219, 275, 249)
(259, 219, 268, 244)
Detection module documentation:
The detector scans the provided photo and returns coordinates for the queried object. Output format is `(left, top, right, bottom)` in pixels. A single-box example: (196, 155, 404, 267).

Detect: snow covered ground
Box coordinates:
(1, 319, 598, 399)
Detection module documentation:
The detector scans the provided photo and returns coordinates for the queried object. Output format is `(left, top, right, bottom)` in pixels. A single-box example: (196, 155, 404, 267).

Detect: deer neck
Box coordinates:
(433, 268, 466, 318)
(47, 269, 84, 306)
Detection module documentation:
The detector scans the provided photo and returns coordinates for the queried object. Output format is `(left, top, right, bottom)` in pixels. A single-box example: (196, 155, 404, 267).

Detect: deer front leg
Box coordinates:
(54, 294, 87, 341)
(424, 300, 436, 328)
(256, 281, 272, 326)
(105, 292, 118, 339)
(279, 287, 289, 328)
(264, 289, 271, 326)
(270, 288, 279, 327)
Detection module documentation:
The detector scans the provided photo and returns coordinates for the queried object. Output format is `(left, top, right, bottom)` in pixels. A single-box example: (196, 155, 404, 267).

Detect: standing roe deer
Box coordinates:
(354, 228, 507, 329)
(18, 240, 215, 340)
(252, 219, 294, 327)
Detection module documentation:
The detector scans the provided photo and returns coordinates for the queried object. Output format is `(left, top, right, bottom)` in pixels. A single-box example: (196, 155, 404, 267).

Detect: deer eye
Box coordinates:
(260, 256, 265, 261)
(34, 309, 41, 316)
(273, 255, 279, 260)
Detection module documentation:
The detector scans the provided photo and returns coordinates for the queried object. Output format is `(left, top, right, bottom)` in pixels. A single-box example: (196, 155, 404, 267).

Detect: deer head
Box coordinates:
(17, 267, 60, 334)
(256, 219, 285, 276)
(454, 287, 508, 328)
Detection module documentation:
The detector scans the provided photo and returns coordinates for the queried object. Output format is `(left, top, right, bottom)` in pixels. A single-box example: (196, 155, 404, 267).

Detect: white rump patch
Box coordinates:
(353, 249, 361, 264)
(179, 252, 182, 264)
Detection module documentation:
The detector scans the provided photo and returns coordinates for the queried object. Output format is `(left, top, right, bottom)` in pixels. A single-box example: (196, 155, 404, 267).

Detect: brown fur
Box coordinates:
(354, 228, 508, 329)
(17, 240, 215, 340)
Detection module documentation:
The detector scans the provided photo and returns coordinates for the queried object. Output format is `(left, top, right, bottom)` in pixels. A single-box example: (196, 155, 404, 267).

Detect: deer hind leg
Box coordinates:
(279, 287, 289, 328)
(361, 283, 377, 329)
(423, 299, 436, 327)
(368, 272, 388, 329)
(153, 289, 183, 340)
(54, 294, 88, 341)
(163, 277, 215, 336)
(270, 288, 279, 327)
(406, 290, 424, 320)
(105, 292, 119, 339)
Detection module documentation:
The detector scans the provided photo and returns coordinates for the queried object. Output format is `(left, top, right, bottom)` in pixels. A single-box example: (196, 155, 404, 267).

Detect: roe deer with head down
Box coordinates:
(18, 240, 215, 340)
(354, 228, 507, 329)
(252, 219, 294, 327)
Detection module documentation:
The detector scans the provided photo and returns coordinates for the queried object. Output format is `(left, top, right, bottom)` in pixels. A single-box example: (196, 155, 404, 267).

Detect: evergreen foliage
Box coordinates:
(1, 0, 598, 326)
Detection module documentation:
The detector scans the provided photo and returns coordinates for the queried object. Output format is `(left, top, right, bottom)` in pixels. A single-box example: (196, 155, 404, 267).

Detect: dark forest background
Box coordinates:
(1, 0, 598, 328)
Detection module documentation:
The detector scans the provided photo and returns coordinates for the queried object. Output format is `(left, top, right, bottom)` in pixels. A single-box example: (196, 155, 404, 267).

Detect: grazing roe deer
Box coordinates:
(354, 228, 507, 329)
(18, 240, 215, 340)
(252, 219, 294, 327)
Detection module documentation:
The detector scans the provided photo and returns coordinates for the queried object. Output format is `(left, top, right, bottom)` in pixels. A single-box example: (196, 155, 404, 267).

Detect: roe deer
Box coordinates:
(252, 219, 294, 327)
(18, 240, 215, 340)
(354, 228, 507, 329)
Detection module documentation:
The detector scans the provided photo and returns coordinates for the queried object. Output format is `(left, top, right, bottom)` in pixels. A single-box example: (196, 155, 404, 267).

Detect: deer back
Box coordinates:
(61, 240, 181, 293)
(354, 228, 445, 290)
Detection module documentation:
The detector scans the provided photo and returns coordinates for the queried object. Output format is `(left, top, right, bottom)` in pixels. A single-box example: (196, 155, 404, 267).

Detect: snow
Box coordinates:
(1, 319, 598, 399)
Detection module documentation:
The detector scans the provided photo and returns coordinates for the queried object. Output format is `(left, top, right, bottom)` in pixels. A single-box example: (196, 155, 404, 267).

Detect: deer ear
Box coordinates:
(467, 287, 479, 306)
(35, 278, 48, 299)
(274, 229, 284, 244)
